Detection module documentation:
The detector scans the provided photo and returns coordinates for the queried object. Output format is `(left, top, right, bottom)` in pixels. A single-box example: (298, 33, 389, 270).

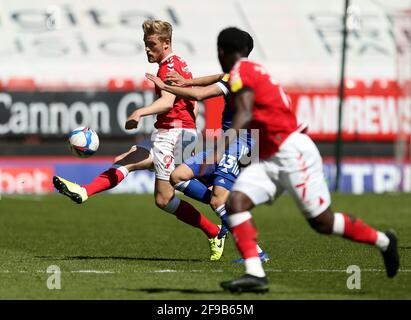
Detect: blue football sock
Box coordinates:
(215, 205, 230, 238)
(175, 179, 211, 204)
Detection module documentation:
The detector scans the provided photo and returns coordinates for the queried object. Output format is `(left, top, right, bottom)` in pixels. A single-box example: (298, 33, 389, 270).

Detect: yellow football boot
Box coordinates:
(53, 176, 88, 204)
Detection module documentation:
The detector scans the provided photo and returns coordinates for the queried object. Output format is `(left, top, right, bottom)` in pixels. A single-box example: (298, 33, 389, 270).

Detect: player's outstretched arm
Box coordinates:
(165, 71, 225, 87)
(146, 73, 223, 101)
(125, 91, 176, 130)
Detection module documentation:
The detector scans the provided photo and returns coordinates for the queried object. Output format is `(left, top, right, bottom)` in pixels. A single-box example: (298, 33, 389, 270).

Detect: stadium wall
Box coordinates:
(0, 85, 409, 141)
(1, 0, 410, 195)
(0, 157, 410, 195)
(0, 0, 408, 87)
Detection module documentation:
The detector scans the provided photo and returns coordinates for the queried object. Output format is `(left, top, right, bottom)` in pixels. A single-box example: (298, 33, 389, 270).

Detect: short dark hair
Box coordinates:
(217, 27, 253, 56)
(244, 31, 254, 55)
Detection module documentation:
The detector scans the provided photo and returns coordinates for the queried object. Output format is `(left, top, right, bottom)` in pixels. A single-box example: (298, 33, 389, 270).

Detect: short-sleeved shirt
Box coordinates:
(229, 58, 297, 159)
(155, 54, 196, 129)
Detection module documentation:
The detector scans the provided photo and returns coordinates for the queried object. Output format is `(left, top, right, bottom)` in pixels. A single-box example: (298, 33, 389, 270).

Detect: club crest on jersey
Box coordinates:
(230, 67, 243, 92)
(163, 155, 173, 169)
(230, 79, 243, 92)
(167, 64, 175, 72)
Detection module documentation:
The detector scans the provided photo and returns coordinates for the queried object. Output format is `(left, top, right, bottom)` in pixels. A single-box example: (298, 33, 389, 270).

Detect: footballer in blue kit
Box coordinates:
(145, 31, 269, 262)
(184, 76, 254, 193)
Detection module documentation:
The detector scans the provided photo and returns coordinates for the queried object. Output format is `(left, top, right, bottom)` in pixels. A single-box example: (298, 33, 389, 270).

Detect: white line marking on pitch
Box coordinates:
(71, 270, 115, 274)
(35, 269, 116, 274)
(1, 269, 410, 274)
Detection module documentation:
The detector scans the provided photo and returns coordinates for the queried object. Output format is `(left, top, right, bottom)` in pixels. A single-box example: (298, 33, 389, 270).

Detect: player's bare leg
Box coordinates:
(170, 163, 195, 186)
(209, 185, 230, 211)
(171, 165, 230, 260)
(156, 178, 225, 260)
(172, 166, 268, 262)
(210, 186, 230, 237)
(220, 191, 269, 293)
(308, 207, 399, 278)
(170, 164, 211, 204)
(53, 146, 152, 204)
(114, 146, 153, 171)
(154, 178, 177, 209)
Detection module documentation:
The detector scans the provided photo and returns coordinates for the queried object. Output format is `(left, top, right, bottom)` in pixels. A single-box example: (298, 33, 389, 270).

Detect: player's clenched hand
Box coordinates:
(125, 111, 141, 130)
(165, 71, 186, 86)
(145, 73, 166, 90)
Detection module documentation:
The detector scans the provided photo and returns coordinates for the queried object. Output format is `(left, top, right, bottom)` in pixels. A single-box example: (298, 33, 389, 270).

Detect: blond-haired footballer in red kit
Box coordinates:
(53, 20, 226, 261)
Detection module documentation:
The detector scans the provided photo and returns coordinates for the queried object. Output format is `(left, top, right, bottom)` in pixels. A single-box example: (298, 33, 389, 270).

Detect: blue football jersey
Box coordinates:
(216, 74, 253, 149)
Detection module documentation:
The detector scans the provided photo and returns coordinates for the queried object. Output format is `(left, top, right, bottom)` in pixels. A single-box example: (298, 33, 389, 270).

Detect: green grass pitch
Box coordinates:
(0, 193, 410, 299)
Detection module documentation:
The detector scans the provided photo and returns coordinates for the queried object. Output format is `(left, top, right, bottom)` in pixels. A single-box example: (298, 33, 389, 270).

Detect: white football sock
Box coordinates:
(111, 164, 129, 178)
(332, 212, 345, 235)
(215, 205, 226, 218)
(245, 257, 266, 278)
(227, 211, 252, 228)
(376, 231, 390, 251)
(175, 180, 189, 192)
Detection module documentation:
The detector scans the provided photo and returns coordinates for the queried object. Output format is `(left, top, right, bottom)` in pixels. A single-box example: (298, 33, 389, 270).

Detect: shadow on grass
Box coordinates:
(35, 255, 202, 262)
(123, 287, 278, 295)
(122, 287, 226, 294)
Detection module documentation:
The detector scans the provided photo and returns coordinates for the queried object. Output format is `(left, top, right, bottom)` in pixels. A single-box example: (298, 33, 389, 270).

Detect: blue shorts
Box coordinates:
(184, 138, 251, 191)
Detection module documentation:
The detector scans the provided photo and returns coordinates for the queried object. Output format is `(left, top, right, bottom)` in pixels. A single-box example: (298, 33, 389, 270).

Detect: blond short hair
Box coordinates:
(142, 20, 172, 42)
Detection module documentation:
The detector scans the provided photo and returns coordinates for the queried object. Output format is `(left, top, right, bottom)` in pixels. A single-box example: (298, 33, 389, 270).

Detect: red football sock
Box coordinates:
(175, 200, 219, 238)
(342, 213, 378, 245)
(230, 219, 259, 259)
(83, 167, 126, 196)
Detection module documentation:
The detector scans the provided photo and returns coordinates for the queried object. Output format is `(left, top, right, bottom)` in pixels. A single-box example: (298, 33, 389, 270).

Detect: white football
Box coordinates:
(68, 127, 99, 158)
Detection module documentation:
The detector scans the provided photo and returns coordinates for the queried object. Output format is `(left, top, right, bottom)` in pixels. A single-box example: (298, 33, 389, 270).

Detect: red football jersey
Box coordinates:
(155, 54, 196, 129)
(229, 58, 297, 159)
